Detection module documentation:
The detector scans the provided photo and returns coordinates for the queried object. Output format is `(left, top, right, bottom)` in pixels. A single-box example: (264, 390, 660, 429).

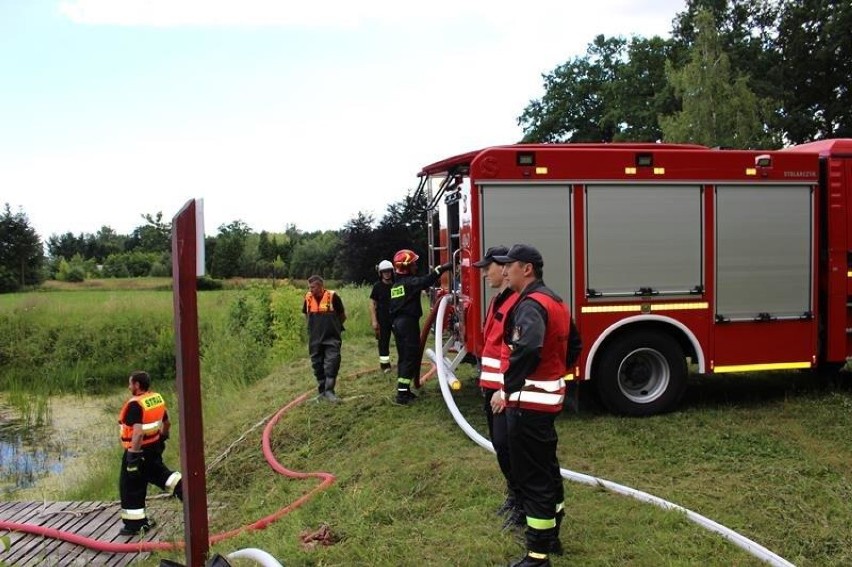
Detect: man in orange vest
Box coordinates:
(302, 275, 346, 402)
(118, 370, 183, 536)
(473, 246, 523, 529)
(492, 244, 569, 567)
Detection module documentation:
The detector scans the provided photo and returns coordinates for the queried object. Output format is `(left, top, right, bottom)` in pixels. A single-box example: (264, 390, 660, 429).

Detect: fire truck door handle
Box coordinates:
(754, 312, 775, 322)
(586, 289, 602, 298)
(634, 287, 659, 297)
(690, 285, 704, 295)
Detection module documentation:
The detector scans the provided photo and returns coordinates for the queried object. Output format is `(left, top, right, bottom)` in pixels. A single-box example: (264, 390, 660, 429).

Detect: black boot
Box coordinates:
(550, 509, 564, 555)
(323, 378, 341, 402)
(501, 506, 526, 532)
(507, 552, 550, 567)
(495, 494, 516, 516)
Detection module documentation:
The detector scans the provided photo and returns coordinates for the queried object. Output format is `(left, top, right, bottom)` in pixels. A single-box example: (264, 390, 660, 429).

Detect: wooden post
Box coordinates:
(171, 199, 210, 567)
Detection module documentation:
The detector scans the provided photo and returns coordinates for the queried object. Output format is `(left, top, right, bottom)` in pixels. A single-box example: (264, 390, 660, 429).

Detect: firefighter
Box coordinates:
(118, 370, 182, 536)
(388, 249, 452, 405)
(492, 244, 569, 567)
(369, 260, 395, 373)
(302, 275, 346, 402)
(473, 246, 523, 529)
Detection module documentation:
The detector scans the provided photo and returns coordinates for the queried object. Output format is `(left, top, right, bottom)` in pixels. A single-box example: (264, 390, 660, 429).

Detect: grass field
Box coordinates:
(5, 281, 852, 566)
(13, 340, 849, 566)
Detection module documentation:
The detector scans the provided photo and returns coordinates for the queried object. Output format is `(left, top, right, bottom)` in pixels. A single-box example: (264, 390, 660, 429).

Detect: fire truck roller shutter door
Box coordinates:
(593, 327, 688, 416)
(478, 183, 573, 311)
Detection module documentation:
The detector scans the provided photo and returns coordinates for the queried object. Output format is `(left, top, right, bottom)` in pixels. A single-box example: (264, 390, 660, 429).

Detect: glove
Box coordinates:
(435, 262, 453, 275)
(126, 451, 144, 475)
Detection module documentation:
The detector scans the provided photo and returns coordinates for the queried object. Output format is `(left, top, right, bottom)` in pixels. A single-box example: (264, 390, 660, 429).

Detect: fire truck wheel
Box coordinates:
(594, 331, 687, 416)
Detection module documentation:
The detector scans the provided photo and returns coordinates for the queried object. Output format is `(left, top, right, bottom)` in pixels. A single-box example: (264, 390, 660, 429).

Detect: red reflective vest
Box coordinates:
(501, 291, 570, 413)
(479, 289, 519, 390)
(305, 290, 336, 313)
(118, 391, 166, 449)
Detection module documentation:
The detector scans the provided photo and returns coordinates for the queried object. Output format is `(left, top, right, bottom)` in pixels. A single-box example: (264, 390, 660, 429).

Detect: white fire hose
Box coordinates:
(427, 295, 795, 567)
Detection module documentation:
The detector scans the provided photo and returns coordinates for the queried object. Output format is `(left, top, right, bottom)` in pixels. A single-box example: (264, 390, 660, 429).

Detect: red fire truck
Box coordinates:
(417, 139, 852, 416)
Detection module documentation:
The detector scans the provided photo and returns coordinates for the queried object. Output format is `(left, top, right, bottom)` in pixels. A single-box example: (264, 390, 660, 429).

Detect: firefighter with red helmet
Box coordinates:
(388, 249, 452, 404)
(118, 370, 183, 536)
(492, 244, 569, 567)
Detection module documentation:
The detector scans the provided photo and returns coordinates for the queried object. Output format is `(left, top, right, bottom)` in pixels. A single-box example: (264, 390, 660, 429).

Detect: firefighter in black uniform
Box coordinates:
(118, 370, 183, 536)
(388, 249, 452, 405)
(492, 244, 570, 567)
(369, 260, 395, 373)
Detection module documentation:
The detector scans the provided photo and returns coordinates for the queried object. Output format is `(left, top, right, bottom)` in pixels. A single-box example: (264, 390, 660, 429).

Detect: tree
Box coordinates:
(519, 35, 674, 142)
(0, 204, 45, 292)
(126, 212, 171, 254)
(46, 232, 85, 260)
(660, 9, 776, 148)
(338, 211, 377, 284)
(775, 0, 852, 142)
(375, 191, 428, 265)
(210, 220, 252, 279)
(289, 231, 341, 280)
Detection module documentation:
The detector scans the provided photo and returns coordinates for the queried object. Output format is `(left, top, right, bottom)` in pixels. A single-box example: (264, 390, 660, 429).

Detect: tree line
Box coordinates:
(3, 1, 849, 292)
(519, 1, 851, 146)
(0, 192, 428, 293)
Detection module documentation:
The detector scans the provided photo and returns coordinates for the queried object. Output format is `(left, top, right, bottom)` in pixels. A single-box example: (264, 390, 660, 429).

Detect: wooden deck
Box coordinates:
(0, 500, 182, 566)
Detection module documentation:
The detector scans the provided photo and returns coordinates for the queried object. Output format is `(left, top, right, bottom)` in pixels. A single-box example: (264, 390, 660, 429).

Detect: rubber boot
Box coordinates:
(323, 378, 341, 403)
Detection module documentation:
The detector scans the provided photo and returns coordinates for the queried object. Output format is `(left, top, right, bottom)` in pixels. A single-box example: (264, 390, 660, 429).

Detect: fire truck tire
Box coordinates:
(594, 331, 687, 416)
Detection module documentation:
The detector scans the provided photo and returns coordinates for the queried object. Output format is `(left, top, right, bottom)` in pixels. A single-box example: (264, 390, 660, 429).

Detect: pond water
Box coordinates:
(0, 410, 68, 495)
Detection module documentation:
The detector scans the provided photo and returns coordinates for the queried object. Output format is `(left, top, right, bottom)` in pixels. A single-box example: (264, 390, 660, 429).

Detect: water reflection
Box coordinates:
(0, 412, 67, 495)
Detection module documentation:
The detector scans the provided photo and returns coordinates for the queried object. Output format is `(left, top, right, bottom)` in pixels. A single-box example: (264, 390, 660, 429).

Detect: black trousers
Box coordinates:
(391, 315, 421, 389)
(506, 407, 563, 553)
(119, 444, 182, 528)
(377, 318, 392, 360)
(309, 339, 341, 392)
(483, 387, 515, 497)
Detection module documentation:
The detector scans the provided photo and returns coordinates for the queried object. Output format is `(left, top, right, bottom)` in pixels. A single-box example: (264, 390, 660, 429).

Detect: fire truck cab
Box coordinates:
(418, 139, 852, 416)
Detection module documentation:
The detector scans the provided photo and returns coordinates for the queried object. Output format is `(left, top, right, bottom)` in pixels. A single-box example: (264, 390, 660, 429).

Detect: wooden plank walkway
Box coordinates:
(0, 500, 182, 566)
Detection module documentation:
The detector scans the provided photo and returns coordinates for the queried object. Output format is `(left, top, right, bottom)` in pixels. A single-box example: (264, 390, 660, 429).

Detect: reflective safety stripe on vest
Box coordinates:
(305, 290, 336, 313)
(479, 356, 504, 389)
(118, 392, 166, 449)
(504, 291, 570, 413)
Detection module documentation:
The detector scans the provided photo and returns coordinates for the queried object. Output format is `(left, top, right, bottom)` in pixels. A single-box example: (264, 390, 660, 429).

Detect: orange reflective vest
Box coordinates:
(118, 392, 166, 449)
(501, 291, 570, 413)
(479, 289, 519, 391)
(305, 290, 337, 313)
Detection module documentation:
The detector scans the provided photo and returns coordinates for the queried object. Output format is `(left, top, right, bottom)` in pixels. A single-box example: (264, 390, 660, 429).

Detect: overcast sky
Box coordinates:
(1, 0, 685, 239)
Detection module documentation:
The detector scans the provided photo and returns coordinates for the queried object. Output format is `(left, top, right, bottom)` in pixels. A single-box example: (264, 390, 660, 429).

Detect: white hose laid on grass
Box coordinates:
(428, 295, 796, 567)
(226, 547, 284, 566)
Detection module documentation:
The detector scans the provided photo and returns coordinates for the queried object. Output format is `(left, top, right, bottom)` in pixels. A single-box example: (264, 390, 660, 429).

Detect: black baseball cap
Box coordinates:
(493, 244, 544, 267)
(473, 245, 510, 268)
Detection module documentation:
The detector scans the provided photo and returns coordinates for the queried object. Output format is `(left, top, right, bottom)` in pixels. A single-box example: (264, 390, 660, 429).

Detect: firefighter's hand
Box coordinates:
(126, 451, 144, 475)
(160, 431, 169, 443)
(490, 390, 506, 414)
(435, 262, 453, 275)
(371, 320, 379, 334)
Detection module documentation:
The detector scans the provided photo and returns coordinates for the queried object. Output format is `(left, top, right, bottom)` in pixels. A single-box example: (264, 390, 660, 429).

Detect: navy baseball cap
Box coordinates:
(493, 244, 544, 267)
(473, 245, 510, 268)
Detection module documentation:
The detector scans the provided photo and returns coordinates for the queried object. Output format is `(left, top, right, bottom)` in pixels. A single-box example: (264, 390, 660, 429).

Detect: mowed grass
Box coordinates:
(132, 342, 851, 567)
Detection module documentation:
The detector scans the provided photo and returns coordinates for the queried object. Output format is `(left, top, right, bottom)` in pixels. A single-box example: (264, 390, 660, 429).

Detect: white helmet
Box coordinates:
(377, 260, 394, 272)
